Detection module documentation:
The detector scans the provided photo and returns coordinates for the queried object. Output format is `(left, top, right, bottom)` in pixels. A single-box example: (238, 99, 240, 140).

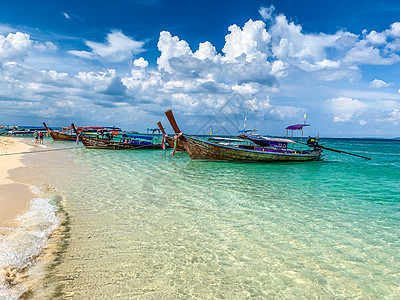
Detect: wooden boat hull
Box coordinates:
(180, 134, 322, 162)
(49, 131, 76, 141)
(79, 135, 162, 150)
(43, 122, 76, 141)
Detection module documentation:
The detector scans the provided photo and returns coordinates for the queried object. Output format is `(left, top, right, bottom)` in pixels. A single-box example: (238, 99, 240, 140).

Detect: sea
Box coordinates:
(0, 137, 399, 299)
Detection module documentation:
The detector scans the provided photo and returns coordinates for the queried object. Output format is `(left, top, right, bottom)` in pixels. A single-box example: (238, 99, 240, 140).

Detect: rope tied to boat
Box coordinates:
(161, 133, 167, 150)
(172, 132, 182, 156)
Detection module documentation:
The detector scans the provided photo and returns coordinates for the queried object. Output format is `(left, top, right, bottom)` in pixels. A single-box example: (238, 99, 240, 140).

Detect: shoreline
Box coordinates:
(0, 137, 34, 234)
(0, 136, 63, 299)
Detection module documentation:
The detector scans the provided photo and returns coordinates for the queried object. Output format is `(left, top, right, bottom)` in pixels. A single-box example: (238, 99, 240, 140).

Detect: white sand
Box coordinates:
(0, 137, 33, 229)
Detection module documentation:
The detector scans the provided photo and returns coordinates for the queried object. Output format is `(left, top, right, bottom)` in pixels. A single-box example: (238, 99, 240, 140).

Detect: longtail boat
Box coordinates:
(165, 110, 372, 161)
(165, 110, 322, 162)
(71, 124, 162, 150)
(157, 121, 185, 151)
(43, 122, 76, 141)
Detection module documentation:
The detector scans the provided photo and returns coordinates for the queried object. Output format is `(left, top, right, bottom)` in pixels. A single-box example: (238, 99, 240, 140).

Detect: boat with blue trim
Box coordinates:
(71, 124, 162, 150)
(165, 110, 322, 162)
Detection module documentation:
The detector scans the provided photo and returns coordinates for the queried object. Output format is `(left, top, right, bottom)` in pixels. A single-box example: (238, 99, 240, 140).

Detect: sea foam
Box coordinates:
(0, 188, 59, 299)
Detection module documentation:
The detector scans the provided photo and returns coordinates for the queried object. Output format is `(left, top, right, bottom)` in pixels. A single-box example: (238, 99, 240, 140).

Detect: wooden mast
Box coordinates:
(42, 122, 50, 133)
(165, 110, 181, 134)
(157, 121, 167, 135)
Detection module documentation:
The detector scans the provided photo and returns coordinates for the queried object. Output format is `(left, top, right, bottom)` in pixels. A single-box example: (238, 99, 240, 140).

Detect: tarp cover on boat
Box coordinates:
(122, 134, 153, 140)
(285, 124, 310, 130)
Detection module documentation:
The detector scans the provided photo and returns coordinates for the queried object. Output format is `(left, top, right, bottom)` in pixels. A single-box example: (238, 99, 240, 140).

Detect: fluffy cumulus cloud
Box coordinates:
(325, 97, 367, 122)
(2, 7, 400, 136)
(222, 20, 271, 62)
(69, 31, 145, 62)
(133, 57, 148, 68)
(0, 32, 32, 63)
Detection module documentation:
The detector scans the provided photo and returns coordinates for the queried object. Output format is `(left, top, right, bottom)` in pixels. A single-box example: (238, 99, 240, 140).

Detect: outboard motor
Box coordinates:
(306, 137, 320, 148)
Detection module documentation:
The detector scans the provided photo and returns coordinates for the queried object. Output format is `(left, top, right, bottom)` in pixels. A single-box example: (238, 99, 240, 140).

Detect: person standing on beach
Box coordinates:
(34, 130, 39, 143)
(38, 131, 44, 144)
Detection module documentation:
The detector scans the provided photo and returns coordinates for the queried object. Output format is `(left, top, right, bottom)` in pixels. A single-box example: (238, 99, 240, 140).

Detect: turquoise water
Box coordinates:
(12, 138, 400, 298)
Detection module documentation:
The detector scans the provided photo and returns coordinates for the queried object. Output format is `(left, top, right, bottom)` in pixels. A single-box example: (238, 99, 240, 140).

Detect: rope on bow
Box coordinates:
(161, 133, 167, 150)
(172, 132, 182, 156)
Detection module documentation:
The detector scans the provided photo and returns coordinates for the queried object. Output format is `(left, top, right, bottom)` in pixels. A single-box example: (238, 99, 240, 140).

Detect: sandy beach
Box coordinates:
(0, 137, 33, 232)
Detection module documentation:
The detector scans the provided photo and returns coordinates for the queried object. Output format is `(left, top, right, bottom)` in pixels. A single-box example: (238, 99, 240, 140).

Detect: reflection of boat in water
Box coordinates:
(71, 124, 162, 150)
(165, 110, 322, 162)
(157, 121, 184, 151)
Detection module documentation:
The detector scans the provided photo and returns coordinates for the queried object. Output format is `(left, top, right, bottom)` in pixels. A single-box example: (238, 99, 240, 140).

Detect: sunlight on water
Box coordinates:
(17, 139, 400, 298)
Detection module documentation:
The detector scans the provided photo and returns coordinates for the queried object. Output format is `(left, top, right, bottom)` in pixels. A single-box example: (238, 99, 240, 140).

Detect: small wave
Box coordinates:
(0, 191, 59, 299)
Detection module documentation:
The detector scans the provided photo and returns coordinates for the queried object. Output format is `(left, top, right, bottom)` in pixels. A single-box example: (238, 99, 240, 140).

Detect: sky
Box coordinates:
(0, 0, 400, 137)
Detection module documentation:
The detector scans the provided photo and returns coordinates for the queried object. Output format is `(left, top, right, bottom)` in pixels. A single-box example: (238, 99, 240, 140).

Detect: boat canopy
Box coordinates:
(247, 135, 296, 144)
(17, 126, 47, 130)
(209, 137, 243, 142)
(285, 124, 310, 130)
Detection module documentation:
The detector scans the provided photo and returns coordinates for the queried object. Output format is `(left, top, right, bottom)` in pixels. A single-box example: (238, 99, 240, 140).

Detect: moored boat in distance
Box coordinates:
(43, 122, 76, 141)
(5, 125, 48, 136)
(165, 110, 322, 162)
(71, 124, 163, 150)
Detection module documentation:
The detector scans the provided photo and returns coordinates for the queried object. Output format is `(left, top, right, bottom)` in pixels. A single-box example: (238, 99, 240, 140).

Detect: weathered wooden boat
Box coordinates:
(157, 121, 184, 151)
(71, 124, 162, 150)
(165, 110, 372, 161)
(43, 122, 76, 141)
(164, 110, 323, 162)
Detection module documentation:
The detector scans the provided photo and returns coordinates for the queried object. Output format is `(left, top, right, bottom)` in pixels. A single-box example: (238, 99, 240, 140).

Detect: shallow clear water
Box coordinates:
(10, 138, 400, 298)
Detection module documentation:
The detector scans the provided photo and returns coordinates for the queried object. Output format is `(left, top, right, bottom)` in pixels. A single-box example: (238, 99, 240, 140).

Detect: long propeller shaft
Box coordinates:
(319, 145, 372, 160)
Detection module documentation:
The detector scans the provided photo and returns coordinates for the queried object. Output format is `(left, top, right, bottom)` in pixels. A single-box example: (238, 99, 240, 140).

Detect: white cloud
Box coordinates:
(3, 13, 400, 136)
(68, 50, 94, 60)
(259, 5, 275, 21)
(157, 31, 192, 73)
(325, 96, 367, 122)
(388, 22, 400, 37)
(133, 57, 148, 68)
(370, 79, 389, 88)
(70, 31, 145, 62)
(193, 41, 217, 60)
(387, 109, 400, 124)
(365, 30, 386, 45)
(222, 20, 270, 62)
(378, 109, 400, 125)
(0, 32, 32, 63)
(343, 42, 400, 65)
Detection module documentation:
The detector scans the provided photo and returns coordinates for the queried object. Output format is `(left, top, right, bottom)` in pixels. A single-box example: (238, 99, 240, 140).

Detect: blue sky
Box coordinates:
(1, 0, 400, 137)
